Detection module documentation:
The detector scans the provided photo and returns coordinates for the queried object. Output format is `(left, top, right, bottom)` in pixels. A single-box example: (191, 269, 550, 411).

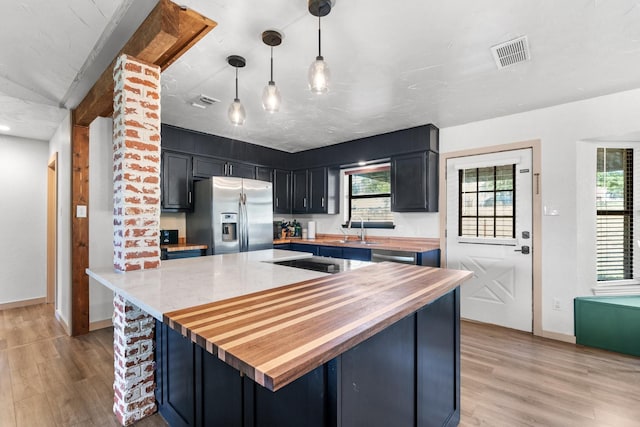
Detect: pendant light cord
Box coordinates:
(234, 67, 239, 100)
(270, 46, 274, 83)
(317, 14, 322, 58)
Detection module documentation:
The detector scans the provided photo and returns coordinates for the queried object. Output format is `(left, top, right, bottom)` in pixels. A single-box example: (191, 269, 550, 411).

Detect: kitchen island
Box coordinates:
(87, 250, 471, 427)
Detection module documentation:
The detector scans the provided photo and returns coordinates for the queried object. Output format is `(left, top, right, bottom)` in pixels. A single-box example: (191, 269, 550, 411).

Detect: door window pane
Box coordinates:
(459, 165, 515, 238)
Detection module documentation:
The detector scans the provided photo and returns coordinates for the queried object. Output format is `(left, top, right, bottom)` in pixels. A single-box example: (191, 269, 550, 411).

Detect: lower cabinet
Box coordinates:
(155, 288, 460, 427)
(289, 243, 319, 255)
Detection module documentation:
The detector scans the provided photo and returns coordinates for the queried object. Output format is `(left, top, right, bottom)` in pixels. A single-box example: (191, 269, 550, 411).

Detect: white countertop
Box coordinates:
(86, 249, 327, 320)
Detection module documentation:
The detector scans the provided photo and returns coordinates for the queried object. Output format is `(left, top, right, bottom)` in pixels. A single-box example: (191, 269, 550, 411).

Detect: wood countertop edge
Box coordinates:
(160, 243, 208, 252)
(163, 264, 472, 392)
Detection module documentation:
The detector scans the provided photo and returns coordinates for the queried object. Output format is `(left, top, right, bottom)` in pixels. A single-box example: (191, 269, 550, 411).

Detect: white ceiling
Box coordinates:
(1, 0, 640, 150)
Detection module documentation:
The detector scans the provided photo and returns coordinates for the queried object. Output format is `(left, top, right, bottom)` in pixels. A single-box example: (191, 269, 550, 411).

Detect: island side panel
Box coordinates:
(417, 287, 460, 427)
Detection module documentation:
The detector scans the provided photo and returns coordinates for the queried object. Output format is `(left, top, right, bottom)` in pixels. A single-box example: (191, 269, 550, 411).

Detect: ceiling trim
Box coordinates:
(74, 0, 217, 126)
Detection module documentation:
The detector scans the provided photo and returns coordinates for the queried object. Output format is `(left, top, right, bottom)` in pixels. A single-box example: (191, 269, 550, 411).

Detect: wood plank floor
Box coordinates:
(1, 303, 638, 426)
(460, 321, 640, 427)
(0, 303, 166, 427)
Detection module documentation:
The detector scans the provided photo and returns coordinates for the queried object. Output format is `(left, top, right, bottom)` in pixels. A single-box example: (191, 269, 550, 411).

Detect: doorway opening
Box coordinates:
(47, 153, 58, 309)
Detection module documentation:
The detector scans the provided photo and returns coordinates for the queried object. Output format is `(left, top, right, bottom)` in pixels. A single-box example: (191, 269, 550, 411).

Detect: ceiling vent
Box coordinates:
(198, 94, 220, 105)
(491, 36, 530, 69)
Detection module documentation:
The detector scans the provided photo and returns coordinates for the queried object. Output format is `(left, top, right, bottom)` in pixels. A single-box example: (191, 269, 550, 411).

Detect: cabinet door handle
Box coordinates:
(229, 164, 233, 175)
(321, 196, 324, 208)
(303, 197, 307, 208)
(276, 197, 279, 207)
(224, 163, 228, 175)
(188, 191, 192, 204)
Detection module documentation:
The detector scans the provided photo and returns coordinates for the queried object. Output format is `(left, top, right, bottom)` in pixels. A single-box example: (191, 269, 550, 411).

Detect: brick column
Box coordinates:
(112, 295, 156, 425)
(113, 53, 161, 272)
(111, 54, 161, 426)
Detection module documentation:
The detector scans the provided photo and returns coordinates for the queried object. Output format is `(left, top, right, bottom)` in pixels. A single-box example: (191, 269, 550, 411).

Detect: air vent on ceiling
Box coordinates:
(198, 94, 220, 105)
(491, 36, 530, 69)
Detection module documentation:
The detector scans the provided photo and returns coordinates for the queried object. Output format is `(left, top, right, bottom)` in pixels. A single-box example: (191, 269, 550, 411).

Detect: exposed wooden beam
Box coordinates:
(70, 1, 217, 335)
(71, 118, 90, 336)
(74, 0, 217, 126)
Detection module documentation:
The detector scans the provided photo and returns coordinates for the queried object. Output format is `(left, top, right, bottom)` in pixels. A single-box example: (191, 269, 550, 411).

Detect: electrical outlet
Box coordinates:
(553, 298, 561, 310)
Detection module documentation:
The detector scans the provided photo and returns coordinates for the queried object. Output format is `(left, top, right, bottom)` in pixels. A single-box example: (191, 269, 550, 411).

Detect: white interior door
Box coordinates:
(446, 149, 533, 332)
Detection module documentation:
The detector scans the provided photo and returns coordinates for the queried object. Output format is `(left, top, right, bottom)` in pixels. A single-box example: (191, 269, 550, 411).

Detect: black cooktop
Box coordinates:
(273, 257, 343, 274)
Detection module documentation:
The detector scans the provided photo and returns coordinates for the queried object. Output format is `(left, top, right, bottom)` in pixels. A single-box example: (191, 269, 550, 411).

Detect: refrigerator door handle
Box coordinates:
(241, 192, 249, 251)
(238, 193, 245, 252)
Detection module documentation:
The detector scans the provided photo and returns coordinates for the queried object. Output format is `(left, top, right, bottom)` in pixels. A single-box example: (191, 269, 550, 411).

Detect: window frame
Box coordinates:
(457, 164, 517, 239)
(596, 147, 634, 282)
(343, 164, 395, 229)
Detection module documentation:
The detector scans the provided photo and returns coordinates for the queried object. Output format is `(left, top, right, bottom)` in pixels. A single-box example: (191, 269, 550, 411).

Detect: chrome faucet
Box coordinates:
(357, 216, 365, 242)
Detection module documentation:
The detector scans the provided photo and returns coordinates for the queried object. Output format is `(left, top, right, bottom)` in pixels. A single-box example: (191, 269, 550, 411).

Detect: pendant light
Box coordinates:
(308, 0, 333, 94)
(261, 30, 283, 113)
(227, 55, 246, 126)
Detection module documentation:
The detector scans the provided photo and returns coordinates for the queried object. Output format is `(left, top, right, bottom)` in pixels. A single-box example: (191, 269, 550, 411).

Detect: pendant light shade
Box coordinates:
(308, 56, 330, 94)
(261, 30, 283, 113)
(262, 82, 281, 113)
(227, 55, 246, 126)
(308, 0, 333, 94)
(228, 99, 246, 126)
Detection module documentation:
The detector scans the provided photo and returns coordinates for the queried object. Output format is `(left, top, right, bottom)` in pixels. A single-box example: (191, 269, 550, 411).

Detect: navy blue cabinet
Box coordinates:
(289, 243, 319, 255)
(342, 247, 372, 261)
(391, 151, 438, 212)
(156, 321, 195, 427)
(162, 151, 193, 212)
(318, 246, 342, 258)
(292, 167, 339, 214)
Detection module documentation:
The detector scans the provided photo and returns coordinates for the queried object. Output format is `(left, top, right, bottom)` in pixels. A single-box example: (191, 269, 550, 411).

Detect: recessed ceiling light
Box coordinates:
(358, 161, 367, 166)
(0, 124, 10, 132)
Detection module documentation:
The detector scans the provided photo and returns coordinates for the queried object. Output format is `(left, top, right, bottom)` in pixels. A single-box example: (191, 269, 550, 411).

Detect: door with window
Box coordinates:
(446, 149, 533, 332)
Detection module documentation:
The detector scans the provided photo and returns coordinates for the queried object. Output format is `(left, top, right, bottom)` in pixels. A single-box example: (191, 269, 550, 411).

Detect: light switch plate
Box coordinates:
(76, 205, 87, 218)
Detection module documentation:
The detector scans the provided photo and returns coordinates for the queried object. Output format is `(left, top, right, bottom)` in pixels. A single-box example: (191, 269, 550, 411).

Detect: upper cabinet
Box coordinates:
(193, 156, 255, 179)
(293, 167, 339, 214)
(255, 166, 273, 183)
(292, 169, 308, 213)
(161, 151, 192, 212)
(391, 151, 438, 212)
(273, 169, 292, 214)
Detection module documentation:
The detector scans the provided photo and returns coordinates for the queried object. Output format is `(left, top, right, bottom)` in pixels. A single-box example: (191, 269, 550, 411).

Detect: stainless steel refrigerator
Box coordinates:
(186, 177, 273, 255)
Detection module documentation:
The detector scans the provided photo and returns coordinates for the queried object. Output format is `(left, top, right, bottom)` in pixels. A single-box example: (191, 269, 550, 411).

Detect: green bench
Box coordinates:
(574, 296, 640, 357)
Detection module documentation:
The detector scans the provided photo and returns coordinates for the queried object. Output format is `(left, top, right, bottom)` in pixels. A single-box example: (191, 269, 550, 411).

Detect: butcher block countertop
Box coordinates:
(274, 234, 440, 253)
(160, 242, 208, 252)
(164, 262, 472, 391)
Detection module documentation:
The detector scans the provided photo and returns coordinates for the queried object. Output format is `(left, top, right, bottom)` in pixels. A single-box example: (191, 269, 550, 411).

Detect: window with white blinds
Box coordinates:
(596, 148, 634, 281)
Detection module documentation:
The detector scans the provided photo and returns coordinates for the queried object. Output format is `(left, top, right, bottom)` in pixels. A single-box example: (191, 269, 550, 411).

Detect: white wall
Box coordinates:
(440, 88, 640, 336)
(48, 112, 72, 327)
(89, 117, 115, 323)
(0, 135, 49, 304)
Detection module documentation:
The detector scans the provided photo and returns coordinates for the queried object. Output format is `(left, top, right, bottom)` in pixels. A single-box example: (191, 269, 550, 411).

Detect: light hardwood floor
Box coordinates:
(1, 304, 638, 426)
(460, 321, 640, 427)
(0, 303, 166, 427)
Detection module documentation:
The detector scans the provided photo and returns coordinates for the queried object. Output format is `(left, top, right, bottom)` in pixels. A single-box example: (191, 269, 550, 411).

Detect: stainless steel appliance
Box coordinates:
(370, 249, 417, 264)
(186, 177, 273, 255)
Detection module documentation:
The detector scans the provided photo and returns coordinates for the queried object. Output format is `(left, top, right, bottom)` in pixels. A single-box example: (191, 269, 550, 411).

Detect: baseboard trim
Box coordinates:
(55, 309, 71, 336)
(542, 329, 576, 344)
(90, 318, 113, 331)
(0, 297, 46, 310)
